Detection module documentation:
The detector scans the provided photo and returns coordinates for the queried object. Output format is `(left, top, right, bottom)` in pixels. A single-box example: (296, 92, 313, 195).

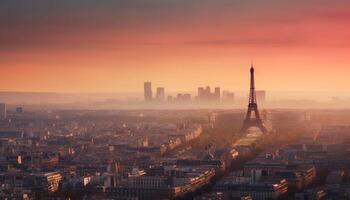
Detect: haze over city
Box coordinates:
(2, 1, 350, 200)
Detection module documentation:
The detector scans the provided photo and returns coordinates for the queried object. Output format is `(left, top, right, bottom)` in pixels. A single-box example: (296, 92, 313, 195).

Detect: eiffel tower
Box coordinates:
(239, 65, 268, 134)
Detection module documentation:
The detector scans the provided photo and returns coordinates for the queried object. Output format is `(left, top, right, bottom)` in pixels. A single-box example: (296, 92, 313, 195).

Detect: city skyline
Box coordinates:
(3, 2, 350, 200)
(1, 0, 350, 94)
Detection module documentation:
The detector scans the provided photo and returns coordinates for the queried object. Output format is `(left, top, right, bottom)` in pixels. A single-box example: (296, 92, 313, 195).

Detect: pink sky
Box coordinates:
(1, 0, 350, 93)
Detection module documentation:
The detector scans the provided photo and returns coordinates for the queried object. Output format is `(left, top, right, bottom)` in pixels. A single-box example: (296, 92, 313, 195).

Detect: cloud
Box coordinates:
(1, 0, 350, 52)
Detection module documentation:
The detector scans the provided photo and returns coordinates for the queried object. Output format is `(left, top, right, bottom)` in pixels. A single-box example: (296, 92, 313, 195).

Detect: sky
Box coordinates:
(1, 0, 350, 95)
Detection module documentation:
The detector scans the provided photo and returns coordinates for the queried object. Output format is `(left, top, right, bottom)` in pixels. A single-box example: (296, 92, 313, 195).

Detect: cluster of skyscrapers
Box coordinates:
(144, 82, 266, 103)
(144, 82, 167, 102)
(144, 82, 192, 103)
(197, 86, 221, 102)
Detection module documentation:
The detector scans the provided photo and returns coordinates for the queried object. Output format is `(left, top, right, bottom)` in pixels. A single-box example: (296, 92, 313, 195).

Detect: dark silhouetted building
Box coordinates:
(175, 93, 191, 102)
(144, 82, 152, 102)
(256, 90, 266, 103)
(197, 86, 221, 102)
(156, 87, 165, 102)
(183, 93, 191, 101)
(214, 87, 221, 101)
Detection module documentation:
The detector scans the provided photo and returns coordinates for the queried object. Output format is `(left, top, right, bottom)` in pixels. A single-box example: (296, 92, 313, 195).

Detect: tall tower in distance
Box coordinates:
(239, 65, 267, 134)
(256, 90, 266, 103)
(214, 87, 221, 101)
(156, 87, 165, 102)
(144, 82, 152, 102)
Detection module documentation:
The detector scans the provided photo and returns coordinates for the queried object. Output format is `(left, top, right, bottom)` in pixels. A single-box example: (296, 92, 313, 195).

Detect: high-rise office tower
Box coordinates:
(176, 93, 184, 102)
(256, 90, 266, 103)
(205, 86, 211, 95)
(183, 93, 191, 101)
(198, 87, 204, 100)
(197, 86, 223, 101)
(0, 103, 6, 119)
(204, 86, 211, 101)
(156, 87, 165, 102)
(214, 87, 221, 101)
(144, 82, 152, 102)
(167, 96, 173, 102)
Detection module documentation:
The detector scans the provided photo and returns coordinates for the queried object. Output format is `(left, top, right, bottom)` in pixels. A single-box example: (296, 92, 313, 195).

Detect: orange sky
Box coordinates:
(1, 0, 350, 93)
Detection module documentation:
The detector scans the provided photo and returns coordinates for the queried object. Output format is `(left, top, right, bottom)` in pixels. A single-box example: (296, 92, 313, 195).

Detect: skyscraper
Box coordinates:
(156, 87, 165, 102)
(176, 93, 184, 102)
(167, 96, 173, 102)
(197, 86, 221, 101)
(0, 103, 6, 120)
(198, 87, 204, 100)
(203, 86, 211, 101)
(214, 87, 221, 101)
(256, 90, 266, 103)
(205, 86, 211, 97)
(183, 93, 191, 102)
(144, 82, 152, 102)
